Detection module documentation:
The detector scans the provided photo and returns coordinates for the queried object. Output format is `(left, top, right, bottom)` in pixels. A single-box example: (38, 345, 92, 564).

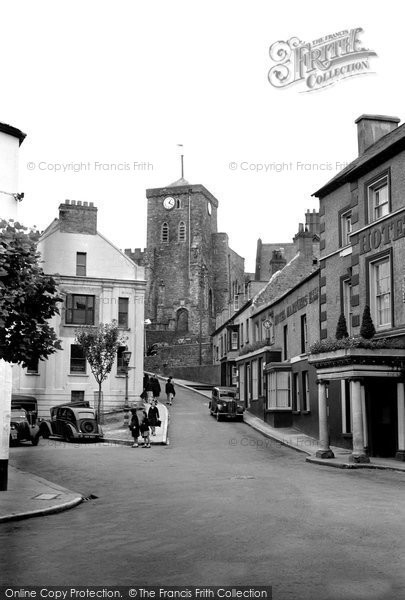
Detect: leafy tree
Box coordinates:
(0, 219, 62, 365)
(335, 313, 349, 340)
(360, 305, 376, 339)
(75, 320, 125, 422)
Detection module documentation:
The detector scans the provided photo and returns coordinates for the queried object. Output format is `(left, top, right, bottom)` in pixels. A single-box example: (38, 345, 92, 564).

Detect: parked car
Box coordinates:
(39, 401, 103, 442)
(209, 386, 244, 421)
(10, 396, 40, 446)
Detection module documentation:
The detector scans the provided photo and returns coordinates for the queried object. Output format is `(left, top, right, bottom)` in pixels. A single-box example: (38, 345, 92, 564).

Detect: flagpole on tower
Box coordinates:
(177, 144, 184, 179)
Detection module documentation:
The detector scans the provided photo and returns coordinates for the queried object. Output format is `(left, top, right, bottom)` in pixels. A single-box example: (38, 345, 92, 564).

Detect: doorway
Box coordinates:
(366, 379, 398, 458)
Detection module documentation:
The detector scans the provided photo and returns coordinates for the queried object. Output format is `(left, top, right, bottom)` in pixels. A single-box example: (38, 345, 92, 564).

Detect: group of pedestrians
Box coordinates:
(129, 374, 176, 448)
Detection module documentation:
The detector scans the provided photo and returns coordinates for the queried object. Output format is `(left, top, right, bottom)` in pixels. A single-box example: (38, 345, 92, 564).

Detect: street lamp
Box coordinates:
(122, 349, 132, 426)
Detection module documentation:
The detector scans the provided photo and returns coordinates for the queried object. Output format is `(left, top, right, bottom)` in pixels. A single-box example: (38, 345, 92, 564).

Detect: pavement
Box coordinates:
(0, 399, 169, 523)
(1, 376, 404, 524)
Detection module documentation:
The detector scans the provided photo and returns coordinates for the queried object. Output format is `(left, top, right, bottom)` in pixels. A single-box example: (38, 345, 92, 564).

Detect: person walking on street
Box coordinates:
(130, 401, 150, 448)
(151, 374, 161, 401)
(165, 377, 176, 406)
(145, 376, 154, 403)
(148, 399, 160, 436)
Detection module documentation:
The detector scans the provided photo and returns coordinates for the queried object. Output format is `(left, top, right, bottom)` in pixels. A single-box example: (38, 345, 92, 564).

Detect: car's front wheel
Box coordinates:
(40, 425, 50, 439)
(31, 433, 40, 446)
(64, 427, 73, 443)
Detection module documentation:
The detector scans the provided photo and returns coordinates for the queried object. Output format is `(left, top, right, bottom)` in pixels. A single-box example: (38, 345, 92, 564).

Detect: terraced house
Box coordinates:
(311, 114, 405, 463)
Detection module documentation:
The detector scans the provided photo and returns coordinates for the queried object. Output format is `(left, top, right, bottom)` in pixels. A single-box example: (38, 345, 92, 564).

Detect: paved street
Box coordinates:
(1, 386, 405, 600)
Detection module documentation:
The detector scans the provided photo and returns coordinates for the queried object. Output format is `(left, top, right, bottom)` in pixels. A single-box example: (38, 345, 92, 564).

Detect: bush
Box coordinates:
(309, 336, 405, 354)
(335, 313, 349, 339)
(359, 305, 376, 339)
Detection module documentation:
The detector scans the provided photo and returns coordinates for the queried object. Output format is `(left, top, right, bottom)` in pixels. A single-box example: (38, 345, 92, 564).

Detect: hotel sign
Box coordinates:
(358, 211, 405, 255)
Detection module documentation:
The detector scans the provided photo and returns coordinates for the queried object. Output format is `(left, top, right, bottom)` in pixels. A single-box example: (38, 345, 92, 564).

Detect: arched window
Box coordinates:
(176, 308, 189, 332)
(176, 198, 182, 209)
(208, 289, 214, 317)
(178, 221, 186, 242)
(161, 222, 169, 243)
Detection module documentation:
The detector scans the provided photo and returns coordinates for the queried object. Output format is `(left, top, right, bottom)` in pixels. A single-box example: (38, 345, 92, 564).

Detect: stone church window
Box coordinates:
(176, 308, 189, 332)
(178, 221, 186, 242)
(161, 222, 169, 243)
(176, 198, 182, 209)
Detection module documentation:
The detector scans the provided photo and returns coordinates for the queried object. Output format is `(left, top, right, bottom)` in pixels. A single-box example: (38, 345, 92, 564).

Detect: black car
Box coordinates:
(209, 386, 245, 421)
(39, 401, 103, 442)
(10, 396, 41, 446)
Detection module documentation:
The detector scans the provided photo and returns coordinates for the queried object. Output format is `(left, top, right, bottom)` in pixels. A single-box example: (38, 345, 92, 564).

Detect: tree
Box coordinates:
(0, 219, 62, 490)
(75, 321, 125, 422)
(335, 313, 349, 339)
(0, 220, 62, 364)
(360, 305, 376, 339)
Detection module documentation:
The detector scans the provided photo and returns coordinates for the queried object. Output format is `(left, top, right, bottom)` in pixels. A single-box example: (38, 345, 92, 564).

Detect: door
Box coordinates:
(366, 379, 398, 458)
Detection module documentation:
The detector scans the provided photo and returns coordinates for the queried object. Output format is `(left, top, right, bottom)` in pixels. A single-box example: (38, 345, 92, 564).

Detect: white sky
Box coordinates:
(1, 0, 402, 271)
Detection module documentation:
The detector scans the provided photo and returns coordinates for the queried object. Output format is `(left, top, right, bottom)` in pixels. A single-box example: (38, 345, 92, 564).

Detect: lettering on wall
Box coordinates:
(274, 287, 319, 325)
(359, 212, 405, 255)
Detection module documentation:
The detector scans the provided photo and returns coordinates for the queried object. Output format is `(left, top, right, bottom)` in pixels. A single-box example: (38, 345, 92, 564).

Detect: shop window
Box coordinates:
(369, 255, 392, 329)
(368, 175, 389, 222)
(118, 297, 129, 328)
(66, 294, 95, 325)
(267, 370, 291, 409)
(70, 345, 86, 373)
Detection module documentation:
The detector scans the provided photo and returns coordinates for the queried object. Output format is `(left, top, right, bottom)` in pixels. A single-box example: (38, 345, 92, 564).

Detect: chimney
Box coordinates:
(269, 249, 286, 276)
(59, 200, 97, 234)
(355, 114, 400, 156)
(305, 209, 320, 235)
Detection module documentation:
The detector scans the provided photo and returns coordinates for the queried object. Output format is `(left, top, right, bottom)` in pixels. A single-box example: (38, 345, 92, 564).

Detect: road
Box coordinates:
(1, 386, 405, 600)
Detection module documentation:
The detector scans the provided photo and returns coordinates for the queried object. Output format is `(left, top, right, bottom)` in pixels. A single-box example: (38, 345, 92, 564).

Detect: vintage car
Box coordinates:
(209, 386, 244, 421)
(39, 401, 103, 442)
(10, 396, 41, 446)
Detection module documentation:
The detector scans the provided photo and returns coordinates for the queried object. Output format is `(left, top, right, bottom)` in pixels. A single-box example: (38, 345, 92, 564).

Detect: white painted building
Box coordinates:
(12, 200, 146, 417)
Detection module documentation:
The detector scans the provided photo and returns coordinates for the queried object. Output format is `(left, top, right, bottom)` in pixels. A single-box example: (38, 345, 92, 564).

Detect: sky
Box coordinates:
(1, 0, 403, 272)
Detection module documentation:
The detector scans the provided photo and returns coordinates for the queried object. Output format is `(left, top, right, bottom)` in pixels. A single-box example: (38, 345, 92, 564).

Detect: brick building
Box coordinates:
(127, 178, 246, 370)
(311, 114, 405, 462)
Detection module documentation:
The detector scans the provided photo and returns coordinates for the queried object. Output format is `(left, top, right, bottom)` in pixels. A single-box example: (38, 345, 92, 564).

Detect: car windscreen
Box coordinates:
(77, 411, 95, 420)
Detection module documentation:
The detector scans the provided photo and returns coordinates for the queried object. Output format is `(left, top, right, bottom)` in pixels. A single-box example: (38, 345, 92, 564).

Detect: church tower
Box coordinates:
(145, 177, 220, 357)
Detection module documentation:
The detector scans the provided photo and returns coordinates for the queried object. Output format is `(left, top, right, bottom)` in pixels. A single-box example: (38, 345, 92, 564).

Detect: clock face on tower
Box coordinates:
(163, 196, 175, 210)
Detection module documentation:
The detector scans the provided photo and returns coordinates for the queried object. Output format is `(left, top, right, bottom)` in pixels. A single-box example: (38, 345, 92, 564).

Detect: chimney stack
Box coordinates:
(355, 114, 400, 156)
(59, 200, 98, 234)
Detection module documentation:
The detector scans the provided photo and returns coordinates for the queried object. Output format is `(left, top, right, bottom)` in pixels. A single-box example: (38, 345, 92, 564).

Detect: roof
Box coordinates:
(167, 177, 190, 187)
(313, 121, 405, 198)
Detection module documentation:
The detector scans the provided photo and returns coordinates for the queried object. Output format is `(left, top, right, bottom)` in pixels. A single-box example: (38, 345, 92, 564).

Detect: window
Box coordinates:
(161, 222, 169, 243)
(283, 325, 288, 360)
(258, 358, 263, 396)
(26, 358, 39, 374)
(176, 198, 182, 209)
(70, 345, 86, 373)
(300, 314, 308, 354)
(118, 297, 129, 328)
(176, 308, 189, 332)
(252, 360, 258, 400)
(340, 210, 352, 247)
(231, 366, 238, 386)
(368, 176, 389, 222)
(342, 279, 352, 335)
(245, 320, 249, 343)
(240, 323, 244, 346)
(178, 221, 186, 242)
(292, 372, 300, 411)
(231, 331, 238, 350)
(267, 370, 291, 409)
(234, 295, 239, 311)
(71, 390, 85, 402)
(302, 371, 310, 411)
(255, 322, 260, 342)
(370, 256, 392, 329)
(76, 252, 87, 276)
(117, 346, 127, 375)
(66, 294, 95, 325)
